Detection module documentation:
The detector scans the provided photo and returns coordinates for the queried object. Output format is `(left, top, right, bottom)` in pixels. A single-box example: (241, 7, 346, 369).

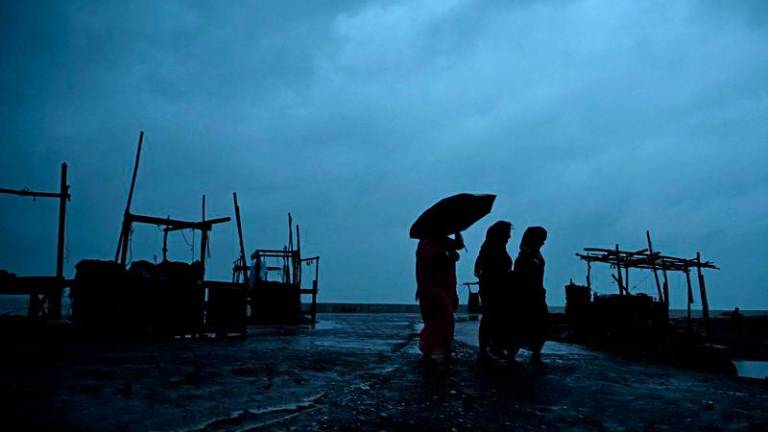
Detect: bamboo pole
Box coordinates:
(50, 162, 68, 319)
(696, 252, 710, 333)
(200, 195, 207, 271)
(288, 212, 293, 252)
(624, 264, 630, 294)
(233, 194, 246, 260)
(685, 267, 693, 331)
(646, 231, 664, 302)
(162, 228, 169, 261)
(233, 192, 247, 283)
(295, 225, 301, 286)
(311, 258, 319, 326)
(615, 244, 624, 295)
(115, 131, 144, 263)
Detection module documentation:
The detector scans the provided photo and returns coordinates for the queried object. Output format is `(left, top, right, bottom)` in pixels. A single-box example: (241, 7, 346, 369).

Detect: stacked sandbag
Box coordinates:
(152, 260, 205, 336)
(126, 260, 159, 330)
(71, 260, 128, 331)
(72, 259, 205, 336)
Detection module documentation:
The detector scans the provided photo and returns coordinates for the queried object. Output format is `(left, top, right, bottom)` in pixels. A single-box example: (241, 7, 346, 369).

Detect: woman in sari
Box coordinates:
(510, 226, 550, 366)
(415, 233, 463, 363)
(474, 221, 513, 362)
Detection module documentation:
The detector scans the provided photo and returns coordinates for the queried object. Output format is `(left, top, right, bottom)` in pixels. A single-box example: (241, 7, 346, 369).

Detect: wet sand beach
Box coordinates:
(1, 314, 767, 431)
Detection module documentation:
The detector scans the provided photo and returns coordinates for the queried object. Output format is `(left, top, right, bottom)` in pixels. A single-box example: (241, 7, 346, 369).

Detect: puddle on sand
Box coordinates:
(733, 360, 768, 379)
(313, 320, 343, 330)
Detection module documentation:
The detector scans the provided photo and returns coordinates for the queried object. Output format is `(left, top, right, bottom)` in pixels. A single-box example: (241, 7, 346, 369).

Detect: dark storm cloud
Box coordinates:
(2, 0, 767, 309)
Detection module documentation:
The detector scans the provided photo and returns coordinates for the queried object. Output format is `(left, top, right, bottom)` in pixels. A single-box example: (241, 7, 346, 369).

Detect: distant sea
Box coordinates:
(1, 295, 765, 318)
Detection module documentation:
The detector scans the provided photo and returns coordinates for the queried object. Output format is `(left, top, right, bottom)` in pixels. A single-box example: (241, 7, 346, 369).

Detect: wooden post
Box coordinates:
(615, 244, 624, 295)
(233, 194, 246, 264)
(295, 225, 302, 286)
(50, 162, 68, 319)
(115, 131, 144, 263)
(287, 213, 293, 284)
(288, 213, 293, 252)
(311, 258, 319, 326)
(696, 252, 710, 333)
(624, 264, 630, 294)
(586, 262, 591, 290)
(661, 267, 670, 308)
(646, 231, 664, 303)
(232, 192, 247, 284)
(685, 267, 693, 331)
(162, 228, 169, 261)
(125, 132, 144, 218)
(200, 230, 208, 272)
(118, 221, 131, 267)
(201, 194, 209, 261)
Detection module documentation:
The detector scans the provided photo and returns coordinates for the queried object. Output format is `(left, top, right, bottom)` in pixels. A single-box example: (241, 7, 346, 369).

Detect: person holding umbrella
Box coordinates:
(415, 232, 464, 363)
(411, 193, 496, 364)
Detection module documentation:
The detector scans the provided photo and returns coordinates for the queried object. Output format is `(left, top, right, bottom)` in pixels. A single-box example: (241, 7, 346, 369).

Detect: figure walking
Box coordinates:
(474, 221, 513, 362)
(416, 233, 463, 363)
(510, 226, 550, 366)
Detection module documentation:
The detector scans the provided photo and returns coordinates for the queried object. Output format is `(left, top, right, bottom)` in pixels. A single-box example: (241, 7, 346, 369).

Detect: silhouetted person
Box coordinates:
(510, 226, 550, 366)
(416, 233, 464, 363)
(474, 221, 513, 362)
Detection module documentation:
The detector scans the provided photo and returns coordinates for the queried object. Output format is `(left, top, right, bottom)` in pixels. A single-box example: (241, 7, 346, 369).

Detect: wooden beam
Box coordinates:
(128, 213, 230, 230)
(50, 162, 68, 319)
(0, 188, 68, 199)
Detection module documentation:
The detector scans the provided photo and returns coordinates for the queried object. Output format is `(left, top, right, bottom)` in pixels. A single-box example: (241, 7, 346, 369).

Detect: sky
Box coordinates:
(1, 0, 767, 310)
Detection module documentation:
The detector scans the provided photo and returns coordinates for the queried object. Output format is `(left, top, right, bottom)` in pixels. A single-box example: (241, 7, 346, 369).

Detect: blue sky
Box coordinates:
(1, 0, 767, 309)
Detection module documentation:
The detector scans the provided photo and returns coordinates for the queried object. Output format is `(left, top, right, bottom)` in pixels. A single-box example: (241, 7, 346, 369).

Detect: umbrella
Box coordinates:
(409, 193, 496, 239)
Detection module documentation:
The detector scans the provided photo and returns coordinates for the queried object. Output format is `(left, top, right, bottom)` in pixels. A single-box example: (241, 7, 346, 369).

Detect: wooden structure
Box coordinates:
(248, 213, 320, 325)
(575, 231, 718, 330)
(105, 132, 239, 336)
(202, 192, 249, 336)
(0, 162, 70, 319)
(114, 132, 230, 272)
